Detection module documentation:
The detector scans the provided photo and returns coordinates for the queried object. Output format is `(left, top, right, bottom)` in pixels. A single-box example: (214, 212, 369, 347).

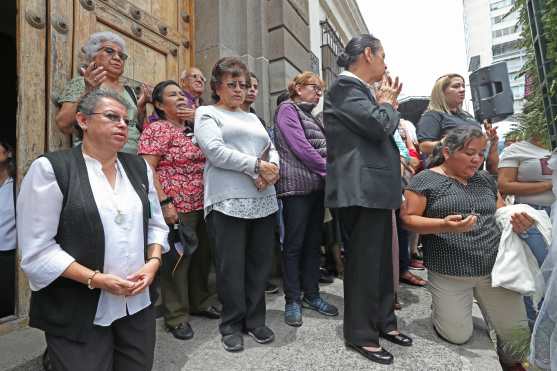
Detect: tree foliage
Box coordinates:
(508, 0, 557, 148)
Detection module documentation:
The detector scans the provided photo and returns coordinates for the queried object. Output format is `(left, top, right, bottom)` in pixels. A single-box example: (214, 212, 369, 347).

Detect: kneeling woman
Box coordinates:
(401, 127, 532, 368)
(18, 90, 169, 371)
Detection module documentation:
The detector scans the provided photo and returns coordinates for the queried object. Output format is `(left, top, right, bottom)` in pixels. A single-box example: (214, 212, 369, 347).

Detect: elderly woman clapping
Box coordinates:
(18, 89, 168, 371)
(56, 31, 150, 154)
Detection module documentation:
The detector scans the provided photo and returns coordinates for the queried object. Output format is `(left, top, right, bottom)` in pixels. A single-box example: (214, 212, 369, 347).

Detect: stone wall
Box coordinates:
(195, 0, 311, 125)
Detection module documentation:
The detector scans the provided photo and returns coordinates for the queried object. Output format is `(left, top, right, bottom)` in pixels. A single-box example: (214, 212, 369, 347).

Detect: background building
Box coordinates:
(463, 0, 527, 115)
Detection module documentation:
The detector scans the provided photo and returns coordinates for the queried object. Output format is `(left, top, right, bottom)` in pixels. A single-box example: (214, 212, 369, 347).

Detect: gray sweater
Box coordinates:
(194, 105, 279, 209)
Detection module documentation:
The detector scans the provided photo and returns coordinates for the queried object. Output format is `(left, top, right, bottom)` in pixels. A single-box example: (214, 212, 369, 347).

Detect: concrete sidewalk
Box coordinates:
(153, 274, 502, 371)
(2, 272, 502, 371)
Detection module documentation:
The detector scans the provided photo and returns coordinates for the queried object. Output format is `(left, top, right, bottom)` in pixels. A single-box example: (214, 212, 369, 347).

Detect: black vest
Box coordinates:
(29, 146, 150, 342)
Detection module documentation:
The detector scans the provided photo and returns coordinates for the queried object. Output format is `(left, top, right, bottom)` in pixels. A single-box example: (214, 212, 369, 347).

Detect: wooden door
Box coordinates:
(47, 0, 194, 152)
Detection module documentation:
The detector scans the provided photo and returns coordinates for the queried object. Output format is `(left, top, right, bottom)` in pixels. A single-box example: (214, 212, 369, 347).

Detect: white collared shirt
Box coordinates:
(0, 176, 16, 251)
(339, 70, 373, 89)
(17, 154, 169, 326)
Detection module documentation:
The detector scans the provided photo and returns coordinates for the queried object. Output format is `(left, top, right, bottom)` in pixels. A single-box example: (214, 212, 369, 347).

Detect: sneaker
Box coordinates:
(265, 282, 279, 294)
(302, 296, 339, 316)
(166, 322, 194, 340)
(222, 333, 244, 352)
(409, 259, 425, 270)
(247, 326, 275, 344)
(284, 302, 303, 327)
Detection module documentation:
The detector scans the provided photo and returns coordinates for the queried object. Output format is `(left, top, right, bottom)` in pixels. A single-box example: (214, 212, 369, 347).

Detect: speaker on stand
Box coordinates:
(469, 62, 514, 124)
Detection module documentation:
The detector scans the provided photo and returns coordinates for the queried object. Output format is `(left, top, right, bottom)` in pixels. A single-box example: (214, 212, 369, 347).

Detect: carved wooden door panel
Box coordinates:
(46, 0, 194, 152)
(74, 0, 193, 87)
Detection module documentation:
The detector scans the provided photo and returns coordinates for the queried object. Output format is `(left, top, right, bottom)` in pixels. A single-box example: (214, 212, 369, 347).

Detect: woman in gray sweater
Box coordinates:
(194, 57, 280, 353)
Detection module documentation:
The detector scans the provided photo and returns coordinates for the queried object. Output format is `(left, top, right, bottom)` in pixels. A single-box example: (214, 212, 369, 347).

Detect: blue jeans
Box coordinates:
(519, 206, 550, 326)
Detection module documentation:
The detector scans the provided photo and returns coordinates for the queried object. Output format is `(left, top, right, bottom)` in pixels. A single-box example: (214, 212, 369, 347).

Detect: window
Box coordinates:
(469, 55, 481, 72)
(491, 14, 505, 24)
(320, 20, 344, 89)
(492, 40, 520, 57)
(492, 25, 519, 38)
(490, 0, 515, 11)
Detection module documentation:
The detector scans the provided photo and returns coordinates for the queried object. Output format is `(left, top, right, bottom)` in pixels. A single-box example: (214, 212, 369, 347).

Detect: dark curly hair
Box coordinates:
(209, 57, 249, 102)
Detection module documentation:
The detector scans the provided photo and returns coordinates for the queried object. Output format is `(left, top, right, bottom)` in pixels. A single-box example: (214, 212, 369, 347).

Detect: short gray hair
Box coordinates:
(74, 89, 129, 139)
(81, 31, 126, 63)
(77, 89, 129, 115)
(428, 126, 485, 168)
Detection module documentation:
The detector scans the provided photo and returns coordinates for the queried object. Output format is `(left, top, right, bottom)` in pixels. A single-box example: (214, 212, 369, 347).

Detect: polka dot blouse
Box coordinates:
(406, 169, 500, 277)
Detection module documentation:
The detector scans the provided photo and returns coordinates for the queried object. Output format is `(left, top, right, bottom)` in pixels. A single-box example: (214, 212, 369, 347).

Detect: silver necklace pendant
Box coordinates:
(115, 212, 125, 225)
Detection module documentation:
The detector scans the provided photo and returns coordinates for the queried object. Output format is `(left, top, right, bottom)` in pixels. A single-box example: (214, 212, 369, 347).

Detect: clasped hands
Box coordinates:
(254, 160, 279, 191)
(442, 212, 535, 234)
(89, 259, 160, 296)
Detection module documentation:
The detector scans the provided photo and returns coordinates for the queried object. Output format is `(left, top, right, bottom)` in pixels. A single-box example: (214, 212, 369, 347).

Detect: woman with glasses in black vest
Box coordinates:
(18, 89, 168, 371)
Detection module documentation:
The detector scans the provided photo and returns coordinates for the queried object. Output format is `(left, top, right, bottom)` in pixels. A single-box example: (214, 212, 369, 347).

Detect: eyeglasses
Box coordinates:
(89, 112, 130, 125)
(304, 84, 323, 94)
(100, 47, 128, 61)
(186, 73, 207, 83)
(224, 80, 247, 90)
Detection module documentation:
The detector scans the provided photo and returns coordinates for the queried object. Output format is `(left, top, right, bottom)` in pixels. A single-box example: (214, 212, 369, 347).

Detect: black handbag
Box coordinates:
(163, 220, 199, 276)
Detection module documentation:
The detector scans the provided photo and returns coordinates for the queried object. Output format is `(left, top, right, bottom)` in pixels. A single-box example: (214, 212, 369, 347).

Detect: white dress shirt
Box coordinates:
(18, 154, 168, 326)
(0, 176, 16, 251)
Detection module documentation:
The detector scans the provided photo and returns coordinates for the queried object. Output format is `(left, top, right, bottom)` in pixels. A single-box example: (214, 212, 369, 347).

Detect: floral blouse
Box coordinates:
(138, 120, 205, 213)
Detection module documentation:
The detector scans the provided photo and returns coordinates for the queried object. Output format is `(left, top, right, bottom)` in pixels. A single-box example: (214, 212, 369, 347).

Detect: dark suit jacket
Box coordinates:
(323, 74, 402, 209)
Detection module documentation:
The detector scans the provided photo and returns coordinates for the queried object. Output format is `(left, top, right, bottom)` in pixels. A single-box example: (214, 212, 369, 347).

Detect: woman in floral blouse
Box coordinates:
(139, 80, 217, 342)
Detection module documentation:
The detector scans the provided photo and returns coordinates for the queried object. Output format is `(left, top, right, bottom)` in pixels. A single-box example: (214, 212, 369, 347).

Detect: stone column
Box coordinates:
(195, 0, 270, 123)
(267, 0, 311, 119)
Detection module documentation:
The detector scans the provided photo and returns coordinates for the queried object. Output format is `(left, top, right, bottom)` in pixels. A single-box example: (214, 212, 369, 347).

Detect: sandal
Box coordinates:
(400, 272, 427, 287)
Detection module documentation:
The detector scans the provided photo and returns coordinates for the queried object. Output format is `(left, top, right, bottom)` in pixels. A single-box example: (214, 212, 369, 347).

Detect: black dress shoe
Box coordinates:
(166, 322, 194, 340)
(346, 342, 393, 365)
(192, 305, 221, 319)
(380, 332, 413, 347)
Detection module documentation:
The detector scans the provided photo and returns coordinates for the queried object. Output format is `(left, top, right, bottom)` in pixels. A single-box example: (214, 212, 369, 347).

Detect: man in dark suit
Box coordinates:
(324, 34, 412, 365)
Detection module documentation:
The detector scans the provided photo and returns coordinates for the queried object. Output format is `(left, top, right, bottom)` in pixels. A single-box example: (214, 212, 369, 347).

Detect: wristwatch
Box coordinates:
(160, 197, 173, 206)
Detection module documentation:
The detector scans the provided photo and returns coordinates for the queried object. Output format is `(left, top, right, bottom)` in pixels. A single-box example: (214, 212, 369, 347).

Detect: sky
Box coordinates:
(356, 0, 469, 100)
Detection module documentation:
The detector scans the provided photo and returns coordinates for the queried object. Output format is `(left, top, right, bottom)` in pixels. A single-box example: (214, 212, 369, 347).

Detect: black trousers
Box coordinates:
(281, 191, 324, 303)
(338, 207, 397, 347)
(46, 305, 156, 371)
(0, 249, 16, 318)
(207, 211, 275, 336)
(396, 209, 410, 274)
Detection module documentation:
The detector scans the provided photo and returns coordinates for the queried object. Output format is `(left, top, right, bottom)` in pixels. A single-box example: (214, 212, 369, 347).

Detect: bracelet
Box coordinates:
(147, 256, 162, 267)
(87, 270, 100, 290)
(254, 158, 261, 174)
(160, 197, 173, 206)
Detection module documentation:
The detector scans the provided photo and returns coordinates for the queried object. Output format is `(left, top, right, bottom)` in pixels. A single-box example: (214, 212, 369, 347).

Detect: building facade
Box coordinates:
(2, 0, 368, 352)
(463, 0, 526, 114)
(194, 0, 368, 123)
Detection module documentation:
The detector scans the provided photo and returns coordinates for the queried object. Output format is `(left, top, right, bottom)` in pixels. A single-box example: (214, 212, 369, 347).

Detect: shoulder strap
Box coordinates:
(124, 85, 138, 107)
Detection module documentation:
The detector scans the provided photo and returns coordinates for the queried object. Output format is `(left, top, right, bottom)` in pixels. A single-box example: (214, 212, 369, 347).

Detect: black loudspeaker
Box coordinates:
(469, 62, 514, 123)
